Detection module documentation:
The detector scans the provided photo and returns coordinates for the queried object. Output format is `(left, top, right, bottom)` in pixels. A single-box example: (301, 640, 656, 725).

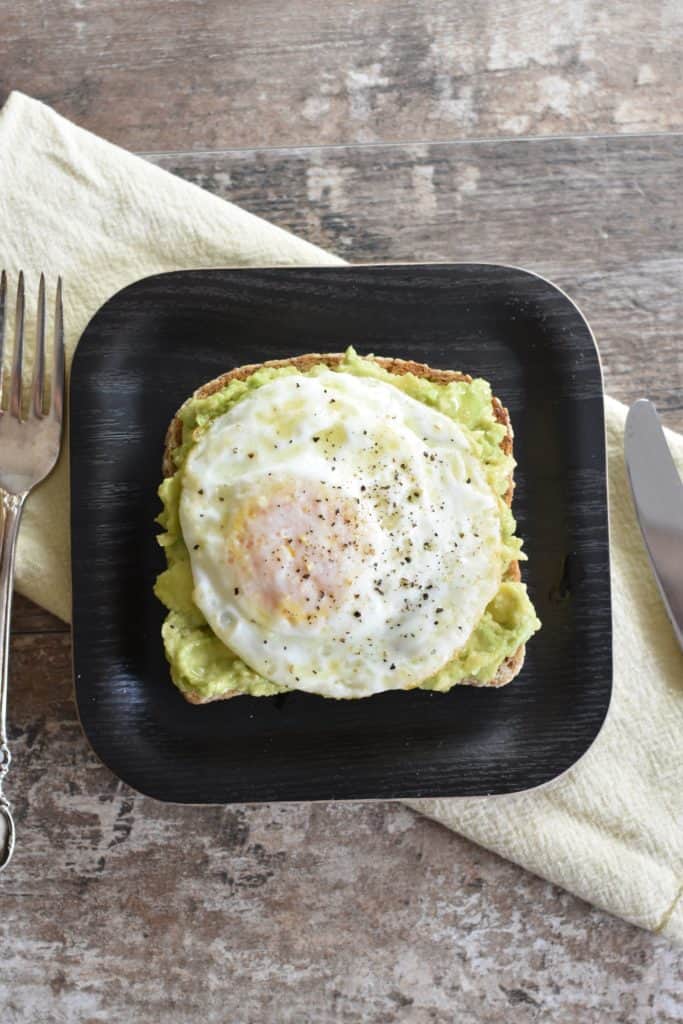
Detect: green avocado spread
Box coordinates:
(155, 349, 540, 701)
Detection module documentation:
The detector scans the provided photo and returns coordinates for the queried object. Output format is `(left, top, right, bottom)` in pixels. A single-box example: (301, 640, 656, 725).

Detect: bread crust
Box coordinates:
(162, 353, 525, 701)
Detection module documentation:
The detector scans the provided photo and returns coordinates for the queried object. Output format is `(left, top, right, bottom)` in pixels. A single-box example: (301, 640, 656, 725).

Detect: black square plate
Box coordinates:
(70, 264, 612, 803)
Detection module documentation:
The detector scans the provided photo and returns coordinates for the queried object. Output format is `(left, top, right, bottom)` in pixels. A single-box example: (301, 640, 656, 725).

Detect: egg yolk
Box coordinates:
(225, 481, 375, 627)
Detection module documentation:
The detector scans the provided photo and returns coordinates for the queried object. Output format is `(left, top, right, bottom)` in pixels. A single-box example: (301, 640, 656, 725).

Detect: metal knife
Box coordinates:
(624, 399, 683, 651)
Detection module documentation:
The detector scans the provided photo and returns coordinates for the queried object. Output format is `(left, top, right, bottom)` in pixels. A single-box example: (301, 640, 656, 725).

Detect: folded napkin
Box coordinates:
(1, 92, 681, 940)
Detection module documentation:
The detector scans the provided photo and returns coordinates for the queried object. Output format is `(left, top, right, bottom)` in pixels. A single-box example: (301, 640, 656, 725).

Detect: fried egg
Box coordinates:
(179, 369, 503, 699)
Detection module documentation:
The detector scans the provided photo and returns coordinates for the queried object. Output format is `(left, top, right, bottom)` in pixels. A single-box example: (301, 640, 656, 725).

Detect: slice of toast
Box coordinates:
(162, 354, 525, 701)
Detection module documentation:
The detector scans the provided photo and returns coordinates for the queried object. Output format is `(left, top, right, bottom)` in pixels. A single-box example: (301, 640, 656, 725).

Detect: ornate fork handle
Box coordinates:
(0, 490, 26, 870)
(0, 272, 65, 872)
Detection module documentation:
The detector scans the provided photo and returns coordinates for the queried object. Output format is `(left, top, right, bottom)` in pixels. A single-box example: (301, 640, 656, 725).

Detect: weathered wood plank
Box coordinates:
(2, 133, 681, 1022)
(154, 133, 683, 429)
(2, 627, 682, 1024)
(10, 594, 67, 635)
(0, 10, 681, 1017)
(0, 0, 681, 151)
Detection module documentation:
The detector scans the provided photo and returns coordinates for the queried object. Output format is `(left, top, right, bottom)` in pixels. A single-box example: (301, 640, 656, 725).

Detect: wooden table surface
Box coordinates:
(2, 2, 682, 1022)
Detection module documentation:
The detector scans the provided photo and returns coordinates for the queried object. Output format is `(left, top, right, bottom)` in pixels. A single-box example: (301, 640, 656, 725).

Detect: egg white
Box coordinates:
(179, 369, 502, 698)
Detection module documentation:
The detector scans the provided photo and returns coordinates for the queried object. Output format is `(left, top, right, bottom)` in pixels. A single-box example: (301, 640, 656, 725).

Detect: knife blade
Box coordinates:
(624, 399, 683, 651)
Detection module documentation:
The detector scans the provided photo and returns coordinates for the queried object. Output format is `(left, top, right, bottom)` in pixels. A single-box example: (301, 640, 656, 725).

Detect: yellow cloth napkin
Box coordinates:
(1, 92, 681, 940)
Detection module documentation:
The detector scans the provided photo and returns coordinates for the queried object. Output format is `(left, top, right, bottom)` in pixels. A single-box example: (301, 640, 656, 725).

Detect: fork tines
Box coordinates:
(0, 271, 65, 421)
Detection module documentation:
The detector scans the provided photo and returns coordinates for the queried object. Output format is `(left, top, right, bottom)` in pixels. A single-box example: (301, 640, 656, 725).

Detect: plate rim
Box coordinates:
(69, 261, 613, 803)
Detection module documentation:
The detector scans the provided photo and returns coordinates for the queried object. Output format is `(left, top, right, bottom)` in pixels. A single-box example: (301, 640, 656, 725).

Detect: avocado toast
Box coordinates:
(155, 350, 540, 703)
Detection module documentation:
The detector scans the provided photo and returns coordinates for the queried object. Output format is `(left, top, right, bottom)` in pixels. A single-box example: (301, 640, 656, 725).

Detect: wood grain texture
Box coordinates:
(0, 0, 682, 151)
(3, 141, 682, 1018)
(10, 594, 67, 635)
(69, 265, 610, 802)
(1, 638, 682, 1024)
(1, 3, 682, 1017)
(5, 133, 683, 1023)
(153, 133, 683, 430)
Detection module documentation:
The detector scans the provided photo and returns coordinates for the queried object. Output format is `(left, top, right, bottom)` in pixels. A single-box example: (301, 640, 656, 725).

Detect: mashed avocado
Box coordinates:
(155, 349, 540, 701)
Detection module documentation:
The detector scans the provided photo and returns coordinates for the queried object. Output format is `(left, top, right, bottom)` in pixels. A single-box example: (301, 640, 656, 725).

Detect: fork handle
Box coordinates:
(0, 489, 26, 870)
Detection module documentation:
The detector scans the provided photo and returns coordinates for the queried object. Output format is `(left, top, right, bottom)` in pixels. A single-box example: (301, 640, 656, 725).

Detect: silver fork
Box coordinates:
(0, 271, 65, 872)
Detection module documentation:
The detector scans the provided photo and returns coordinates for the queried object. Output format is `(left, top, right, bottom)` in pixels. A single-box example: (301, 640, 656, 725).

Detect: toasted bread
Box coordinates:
(162, 354, 525, 701)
